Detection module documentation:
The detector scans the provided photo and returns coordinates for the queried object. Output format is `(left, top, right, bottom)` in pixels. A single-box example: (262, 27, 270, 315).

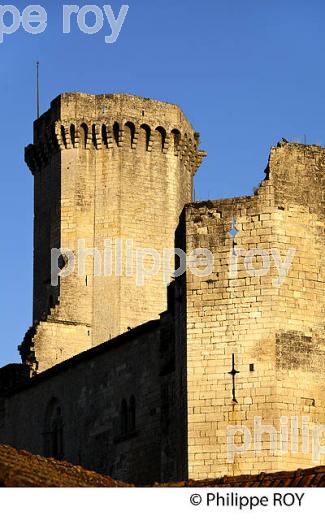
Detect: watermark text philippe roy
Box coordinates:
(51, 238, 296, 288)
(0, 4, 129, 44)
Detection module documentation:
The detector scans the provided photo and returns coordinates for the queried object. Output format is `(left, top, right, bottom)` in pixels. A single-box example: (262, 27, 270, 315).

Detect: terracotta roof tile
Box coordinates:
(156, 466, 325, 487)
(0, 445, 132, 487)
(1, 444, 325, 487)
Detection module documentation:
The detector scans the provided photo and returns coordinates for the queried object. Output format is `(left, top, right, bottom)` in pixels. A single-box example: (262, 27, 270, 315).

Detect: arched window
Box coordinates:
(92, 124, 97, 148)
(80, 123, 88, 148)
(102, 124, 108, 147)
(61, 125, 67, 148)
(129, 395, 136, 432)
(120, 399, 128, 436)
(124, 122, 135, 148)
(70, 124, 76, 147)
(113, 122, 120, 146)
(171, 129, 181, 153)
(140, 124, 151, 151)
(44, 398, 64, 460)
(155, 126, 166, 151)
(119, 396, 136, 438)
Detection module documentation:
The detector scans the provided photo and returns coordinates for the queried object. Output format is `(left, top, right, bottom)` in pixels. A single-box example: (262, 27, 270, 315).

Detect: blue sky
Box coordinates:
(1, 0, 325, 365)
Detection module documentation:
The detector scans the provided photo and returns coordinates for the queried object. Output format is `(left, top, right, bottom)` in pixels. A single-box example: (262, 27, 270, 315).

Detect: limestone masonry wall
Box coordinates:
(179, 142, 325, 480)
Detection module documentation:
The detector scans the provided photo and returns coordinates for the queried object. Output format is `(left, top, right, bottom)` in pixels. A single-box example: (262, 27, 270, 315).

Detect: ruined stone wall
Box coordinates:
(179, 143, 325, 480)
(1, 321, 173, 485)
(21, 93, 204, 373)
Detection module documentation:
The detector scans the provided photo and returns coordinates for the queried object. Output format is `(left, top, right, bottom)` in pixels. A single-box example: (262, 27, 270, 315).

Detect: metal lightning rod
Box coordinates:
(36, 61, 40, 119)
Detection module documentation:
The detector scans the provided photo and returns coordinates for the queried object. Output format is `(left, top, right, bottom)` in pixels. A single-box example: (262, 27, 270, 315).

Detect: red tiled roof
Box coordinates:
(0, 444, 132, 487)
(155, 466, 325, 487)
(1, 444, 324, 487)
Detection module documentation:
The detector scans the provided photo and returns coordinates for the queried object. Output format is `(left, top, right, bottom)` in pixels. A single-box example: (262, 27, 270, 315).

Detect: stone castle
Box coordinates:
(0, 93, 324, 485)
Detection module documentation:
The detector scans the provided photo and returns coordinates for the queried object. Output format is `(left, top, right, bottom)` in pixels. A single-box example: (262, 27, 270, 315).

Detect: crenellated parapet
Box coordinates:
(25, 93, 207, 176)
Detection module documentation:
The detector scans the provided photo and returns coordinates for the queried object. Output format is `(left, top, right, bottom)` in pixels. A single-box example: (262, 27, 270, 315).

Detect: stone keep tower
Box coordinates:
(20, 93, 204, 373)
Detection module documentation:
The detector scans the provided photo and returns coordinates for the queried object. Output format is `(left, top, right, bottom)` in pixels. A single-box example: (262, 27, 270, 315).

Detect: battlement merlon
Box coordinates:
(24, 92, 207, 176)
(264, 141, 325, 214)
